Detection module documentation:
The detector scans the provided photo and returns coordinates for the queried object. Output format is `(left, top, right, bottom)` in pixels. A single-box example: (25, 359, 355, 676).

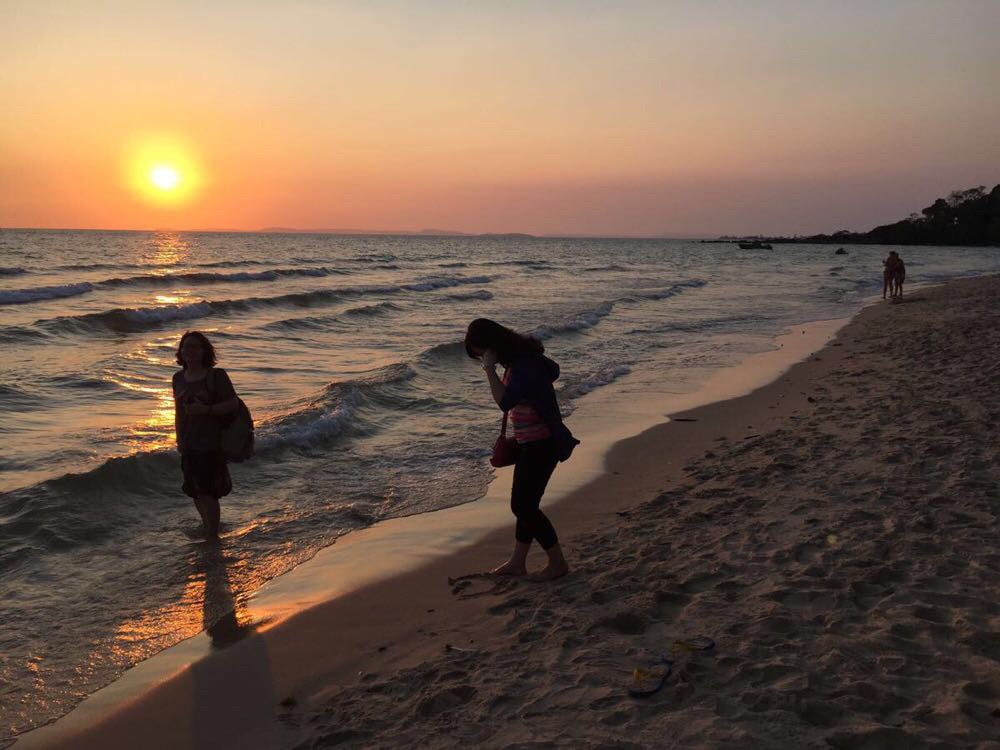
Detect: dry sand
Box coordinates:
(32, 276, 1000, 749)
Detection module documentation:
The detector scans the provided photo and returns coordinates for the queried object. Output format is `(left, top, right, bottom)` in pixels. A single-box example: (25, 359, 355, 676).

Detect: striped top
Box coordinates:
(503, 369, 552, 444)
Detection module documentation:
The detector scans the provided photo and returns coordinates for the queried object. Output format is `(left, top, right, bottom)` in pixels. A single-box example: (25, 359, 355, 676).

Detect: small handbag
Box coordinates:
(490, 410, 520, 467)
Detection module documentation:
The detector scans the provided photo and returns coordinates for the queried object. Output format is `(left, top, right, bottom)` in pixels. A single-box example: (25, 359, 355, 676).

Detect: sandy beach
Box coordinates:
(24, 275, 1000, 749)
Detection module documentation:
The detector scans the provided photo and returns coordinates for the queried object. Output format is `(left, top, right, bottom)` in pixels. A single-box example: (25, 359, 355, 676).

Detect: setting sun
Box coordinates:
(124, 135, 203, 208)
(150, 165, 180, 191)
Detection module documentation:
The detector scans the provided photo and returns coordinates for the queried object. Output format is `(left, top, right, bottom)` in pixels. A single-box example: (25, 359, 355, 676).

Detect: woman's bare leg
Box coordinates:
(530, 543, 570, 582)
(197, 493, 220, 539)
(491, 540, 530, 576)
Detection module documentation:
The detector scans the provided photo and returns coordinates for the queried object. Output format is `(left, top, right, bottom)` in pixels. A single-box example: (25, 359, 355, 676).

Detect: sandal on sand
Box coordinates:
(670, 636, 716, 654)
(627, 658, 674, 698)
(627, 637, 715, 698)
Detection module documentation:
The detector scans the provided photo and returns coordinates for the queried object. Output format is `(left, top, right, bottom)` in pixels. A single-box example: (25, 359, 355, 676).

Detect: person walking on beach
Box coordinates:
(465, 318, 580, 581)
(891, 251, 906, 298)
(173, 331, 240, 539)
(882, 251, 905, 299)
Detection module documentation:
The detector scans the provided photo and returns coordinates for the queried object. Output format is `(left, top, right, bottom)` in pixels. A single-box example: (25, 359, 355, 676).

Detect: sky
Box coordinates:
(1, 0, 998, 236)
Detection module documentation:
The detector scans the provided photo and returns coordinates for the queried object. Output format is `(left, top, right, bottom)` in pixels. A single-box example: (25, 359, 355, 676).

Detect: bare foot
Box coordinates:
(528, 562, 570, 582)
(490, 560, 527, 576)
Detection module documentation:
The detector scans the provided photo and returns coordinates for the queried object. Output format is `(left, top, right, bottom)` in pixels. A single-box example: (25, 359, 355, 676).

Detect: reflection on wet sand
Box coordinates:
(196, 543, 257, 648)
(190, 543, 274, 750)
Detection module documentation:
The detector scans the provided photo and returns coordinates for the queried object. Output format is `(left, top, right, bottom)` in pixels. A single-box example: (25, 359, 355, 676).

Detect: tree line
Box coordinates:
(767, 184, 1000, 246)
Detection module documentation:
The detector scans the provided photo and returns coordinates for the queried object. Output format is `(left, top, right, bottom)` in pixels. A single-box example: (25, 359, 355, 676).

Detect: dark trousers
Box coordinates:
(510, 437, 559, 549)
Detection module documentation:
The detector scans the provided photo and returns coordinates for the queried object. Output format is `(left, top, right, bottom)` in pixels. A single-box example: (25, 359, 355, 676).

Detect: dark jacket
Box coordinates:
(498, 353, 580, 462)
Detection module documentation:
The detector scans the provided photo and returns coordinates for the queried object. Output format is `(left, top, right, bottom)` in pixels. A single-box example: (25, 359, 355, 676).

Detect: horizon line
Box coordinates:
(0, 225, 733, 241)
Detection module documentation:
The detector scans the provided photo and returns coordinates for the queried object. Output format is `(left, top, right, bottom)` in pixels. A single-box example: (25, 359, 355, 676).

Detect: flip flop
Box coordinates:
(671, 636, 716, 654)
(627, 658, 673, 698)
(627, 637, 715, 698)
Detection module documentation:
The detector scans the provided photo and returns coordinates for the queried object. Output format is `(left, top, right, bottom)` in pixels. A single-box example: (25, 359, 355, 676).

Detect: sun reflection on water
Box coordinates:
(107, 545, 259, 666)
(145, 232, 190, 267)
(104, 345, 178, 452)
(154, 294, 186, 305)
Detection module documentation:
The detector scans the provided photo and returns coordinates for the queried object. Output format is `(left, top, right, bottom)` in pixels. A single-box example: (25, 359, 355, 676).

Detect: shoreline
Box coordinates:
(24, 275, 1000, 748)
(16, 308, 855, 749)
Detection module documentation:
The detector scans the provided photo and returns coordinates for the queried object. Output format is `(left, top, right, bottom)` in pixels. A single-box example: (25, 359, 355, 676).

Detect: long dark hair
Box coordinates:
(176, 330, 218, 369)
(464, 318, 544, 367)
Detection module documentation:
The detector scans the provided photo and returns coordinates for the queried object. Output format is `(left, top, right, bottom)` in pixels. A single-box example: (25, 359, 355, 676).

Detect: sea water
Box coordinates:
(1, 229, 997, 739)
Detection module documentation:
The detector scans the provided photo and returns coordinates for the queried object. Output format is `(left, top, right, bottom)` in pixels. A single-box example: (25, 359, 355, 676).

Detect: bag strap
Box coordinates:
(498, 367, 511, 437)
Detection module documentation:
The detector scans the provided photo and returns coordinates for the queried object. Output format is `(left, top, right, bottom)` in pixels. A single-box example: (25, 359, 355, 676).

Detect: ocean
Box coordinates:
(1, 229, 998, 740)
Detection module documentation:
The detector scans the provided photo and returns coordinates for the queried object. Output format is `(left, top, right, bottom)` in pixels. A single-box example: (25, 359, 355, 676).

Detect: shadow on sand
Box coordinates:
(189, 543, 275, 750)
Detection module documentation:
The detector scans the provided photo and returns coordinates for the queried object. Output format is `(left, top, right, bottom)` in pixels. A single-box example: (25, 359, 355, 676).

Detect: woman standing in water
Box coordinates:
(465, 318, 579, 581)
(173, 331, 240, 539)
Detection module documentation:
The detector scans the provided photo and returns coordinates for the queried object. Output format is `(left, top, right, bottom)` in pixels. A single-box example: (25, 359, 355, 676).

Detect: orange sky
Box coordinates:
(2, 1, 998, 236)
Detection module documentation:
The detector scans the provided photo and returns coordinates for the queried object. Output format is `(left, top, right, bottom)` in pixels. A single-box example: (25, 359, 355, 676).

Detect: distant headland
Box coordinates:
(717, 184, 1000, 247)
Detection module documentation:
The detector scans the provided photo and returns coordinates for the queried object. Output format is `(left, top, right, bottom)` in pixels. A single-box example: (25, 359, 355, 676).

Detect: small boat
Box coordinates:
(738, 241, 772, 250)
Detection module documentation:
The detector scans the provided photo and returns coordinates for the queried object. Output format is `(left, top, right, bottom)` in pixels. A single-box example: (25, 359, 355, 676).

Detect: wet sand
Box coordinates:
(22, 275, 1000, 749)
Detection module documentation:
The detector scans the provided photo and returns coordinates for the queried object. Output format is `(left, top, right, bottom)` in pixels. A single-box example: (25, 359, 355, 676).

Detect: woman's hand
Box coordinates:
(481, 349, 498, 370)
(185, 402, 211, 415)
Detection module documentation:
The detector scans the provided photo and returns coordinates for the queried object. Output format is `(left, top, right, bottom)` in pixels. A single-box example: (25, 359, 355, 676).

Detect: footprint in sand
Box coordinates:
(590, 611, 649, 635)
(415, 685, 477, 718)
(793, 542, 821, 564)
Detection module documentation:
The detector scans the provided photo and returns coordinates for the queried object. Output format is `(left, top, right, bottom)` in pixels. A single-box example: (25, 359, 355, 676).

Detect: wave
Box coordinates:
(0, 282, 95, 305)
(0, 325, 50, 344)
(438, 262, 467, 268)
(52, 257, 324, 274)
(42, 302, 217, 334)
(0, 363, 419, 559)
(0, 266, 27, 276)
(34, 275, 491, 336)
(195, 258, 287, 268)
(558, 364, 632, 401)
(2, 267, 355, 307)
(582, 264, 628, 272)
(0, 450, 180, 559)
(261, 363, 417, 449)
(0, 383, 37, 412)
(532, 301, 615, 338)
(482, 259, 554, 267)
(260, 302, 402, 332)
(419, 301, 616, 364)
(629, 278, 708, 301)
(445, 289, 493, 301)
(344, 301, 401, 316)
(100, 266, 350, 288)
(401, 275, 490, 292)
(628, 312, 768, 336)
(420, 339, 467, 363)
(55, 261, 143, 272)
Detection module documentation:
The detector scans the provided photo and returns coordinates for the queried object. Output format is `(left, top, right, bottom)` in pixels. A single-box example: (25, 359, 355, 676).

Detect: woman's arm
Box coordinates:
(484, 365, 506, 407)
(173, 380, 186, 451)
(480, 349, 507, 407)
(206, 368, 240, 415)
(208, 397, 240, 416)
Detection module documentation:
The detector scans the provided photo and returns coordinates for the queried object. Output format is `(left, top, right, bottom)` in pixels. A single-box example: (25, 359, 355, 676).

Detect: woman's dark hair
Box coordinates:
(464, 318, 544, 367)
(176, 330, 218, 369)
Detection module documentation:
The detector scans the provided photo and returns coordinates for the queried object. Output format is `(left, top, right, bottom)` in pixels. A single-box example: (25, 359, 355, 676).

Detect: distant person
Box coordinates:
(882, 251, 905, 299)
(892, 252, 906, 297)
(465, 318, 580, 581)
(173, 331, 240, 540)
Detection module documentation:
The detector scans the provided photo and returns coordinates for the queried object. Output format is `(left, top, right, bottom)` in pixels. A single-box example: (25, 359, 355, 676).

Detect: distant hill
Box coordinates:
(760, 184, 1000, 246)
(256, 227, 537, 238)
(258, 227, 470, 236)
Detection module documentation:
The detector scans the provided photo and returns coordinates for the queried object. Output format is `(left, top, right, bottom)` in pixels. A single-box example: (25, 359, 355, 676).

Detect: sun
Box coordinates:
(124, 135, 203, 207)
(150, 165, 181, 191)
